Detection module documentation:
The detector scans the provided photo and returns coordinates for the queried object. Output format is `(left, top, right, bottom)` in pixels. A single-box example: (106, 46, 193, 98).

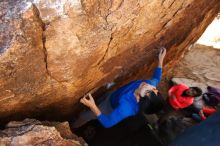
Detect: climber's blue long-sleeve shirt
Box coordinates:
(97, 67, 162, 128)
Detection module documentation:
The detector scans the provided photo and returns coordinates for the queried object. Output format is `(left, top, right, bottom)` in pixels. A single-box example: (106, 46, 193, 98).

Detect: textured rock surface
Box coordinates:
(0, 0, 220, 121)
(0, 119, 87, 146)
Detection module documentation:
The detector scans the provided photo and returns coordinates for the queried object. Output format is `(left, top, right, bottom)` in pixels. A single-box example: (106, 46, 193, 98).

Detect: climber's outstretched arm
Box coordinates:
(149, 47, 166, 86)
(80, 93, 134, 128)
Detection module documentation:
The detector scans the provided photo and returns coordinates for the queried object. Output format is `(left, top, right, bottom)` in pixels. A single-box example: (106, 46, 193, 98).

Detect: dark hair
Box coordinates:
(190, 87, 203, 97)
(139, 91, 164, 114)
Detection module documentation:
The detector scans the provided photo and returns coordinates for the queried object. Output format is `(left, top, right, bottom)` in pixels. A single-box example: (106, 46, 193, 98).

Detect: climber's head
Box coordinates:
(183, 87, 202, 97)
(138, 82, 157, 97)
(139, 90, 164, 114)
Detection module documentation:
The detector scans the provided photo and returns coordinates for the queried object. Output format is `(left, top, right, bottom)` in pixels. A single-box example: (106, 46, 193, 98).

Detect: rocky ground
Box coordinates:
(0, 119, 87, 146)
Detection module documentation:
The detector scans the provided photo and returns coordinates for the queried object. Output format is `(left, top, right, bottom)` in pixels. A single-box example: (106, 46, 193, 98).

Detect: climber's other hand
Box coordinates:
(80, 93, 96, 108)
(158, 47, 166, 62)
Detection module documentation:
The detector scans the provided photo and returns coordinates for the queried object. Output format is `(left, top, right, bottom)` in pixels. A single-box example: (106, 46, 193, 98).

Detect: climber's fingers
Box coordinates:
(159, 47, 166, 61)
(88, 93, 92, 98)
(80, 95, 89, 103)
(80, 97, 86, 104)
(159, 47, 166, 55)
(163, 47, 166, 54)
(80, 97, 90, 107)
(82, 93, 94, 101)
(81, 93, 89, 100)
(80, 93, 95, 107)
(88, 93, 94, 101)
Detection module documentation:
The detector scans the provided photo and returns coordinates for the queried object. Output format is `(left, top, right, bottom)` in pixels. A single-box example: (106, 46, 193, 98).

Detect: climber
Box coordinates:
(73, 47, 166, 128)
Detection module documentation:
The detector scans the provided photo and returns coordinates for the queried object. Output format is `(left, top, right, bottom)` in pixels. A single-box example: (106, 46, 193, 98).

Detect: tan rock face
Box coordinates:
(0, 119, 87, 146)
(0, 0, 220, 121)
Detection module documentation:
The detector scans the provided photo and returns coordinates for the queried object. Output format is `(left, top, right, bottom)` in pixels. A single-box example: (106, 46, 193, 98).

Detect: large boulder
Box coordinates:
(0, 0, 220, 121)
